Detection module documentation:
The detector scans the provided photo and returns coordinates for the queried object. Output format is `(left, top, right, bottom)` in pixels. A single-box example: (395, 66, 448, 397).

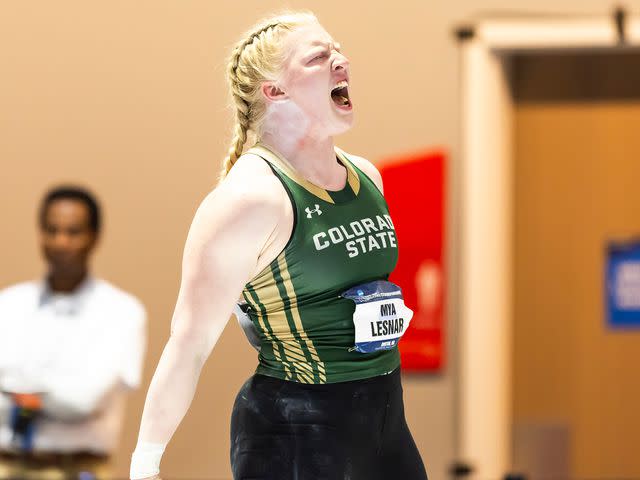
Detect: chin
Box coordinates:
(330, 113, 355, 136)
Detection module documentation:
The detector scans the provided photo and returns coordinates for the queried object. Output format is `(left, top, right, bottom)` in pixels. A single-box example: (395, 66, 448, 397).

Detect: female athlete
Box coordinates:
(130, 11, 427, 480)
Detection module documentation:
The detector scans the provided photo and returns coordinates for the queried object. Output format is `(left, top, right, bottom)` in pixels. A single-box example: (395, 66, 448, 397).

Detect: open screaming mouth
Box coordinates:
(331, 82, 351, 107)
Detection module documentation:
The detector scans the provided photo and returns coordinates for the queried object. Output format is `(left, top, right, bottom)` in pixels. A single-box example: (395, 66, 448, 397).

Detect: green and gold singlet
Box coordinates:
(242, 144, 400, 384)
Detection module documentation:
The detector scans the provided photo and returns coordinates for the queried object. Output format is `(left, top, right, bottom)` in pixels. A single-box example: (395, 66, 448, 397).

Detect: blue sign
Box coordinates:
(606, 240, 640, 328)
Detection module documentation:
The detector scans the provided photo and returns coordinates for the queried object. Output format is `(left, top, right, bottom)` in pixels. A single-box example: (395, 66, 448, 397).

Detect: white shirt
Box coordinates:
(0, 277, 146, 454)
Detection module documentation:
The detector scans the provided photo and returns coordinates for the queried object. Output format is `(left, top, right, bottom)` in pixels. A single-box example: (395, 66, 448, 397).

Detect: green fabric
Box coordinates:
(242, 144, 400, 384)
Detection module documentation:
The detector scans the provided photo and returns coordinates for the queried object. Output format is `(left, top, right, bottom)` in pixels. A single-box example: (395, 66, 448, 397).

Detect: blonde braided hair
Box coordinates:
(219, 12, 318, 181)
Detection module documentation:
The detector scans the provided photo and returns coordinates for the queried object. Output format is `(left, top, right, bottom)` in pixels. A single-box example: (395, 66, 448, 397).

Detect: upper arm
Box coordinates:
(169, 162, 285, 355)
(347, 154, 384, 194)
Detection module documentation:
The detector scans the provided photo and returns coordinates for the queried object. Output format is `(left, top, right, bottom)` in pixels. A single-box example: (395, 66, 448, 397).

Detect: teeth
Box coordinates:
(330, 80, 350, 107)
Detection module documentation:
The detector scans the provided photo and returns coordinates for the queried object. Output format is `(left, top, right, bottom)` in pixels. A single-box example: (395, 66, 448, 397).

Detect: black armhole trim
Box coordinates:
(264, 160, 298, 254)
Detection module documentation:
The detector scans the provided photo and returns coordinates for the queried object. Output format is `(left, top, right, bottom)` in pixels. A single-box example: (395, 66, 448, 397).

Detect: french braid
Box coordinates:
(218, 12, 317, 181)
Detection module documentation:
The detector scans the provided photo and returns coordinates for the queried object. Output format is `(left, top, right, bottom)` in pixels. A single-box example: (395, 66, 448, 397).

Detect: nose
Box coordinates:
(332, 52, 349, 72)
(51, 231, 73, 250)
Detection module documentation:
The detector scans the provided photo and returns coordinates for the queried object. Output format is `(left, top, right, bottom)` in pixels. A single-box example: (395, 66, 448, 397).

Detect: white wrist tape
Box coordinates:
(130, 442, 166, 479)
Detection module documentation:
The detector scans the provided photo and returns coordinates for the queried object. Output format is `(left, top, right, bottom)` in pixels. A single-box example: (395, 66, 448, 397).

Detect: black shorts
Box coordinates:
(230, 368, 428, 480)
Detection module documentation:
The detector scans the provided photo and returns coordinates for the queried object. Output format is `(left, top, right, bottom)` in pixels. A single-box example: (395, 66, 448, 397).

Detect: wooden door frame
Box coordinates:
(456, 13, 639, 479)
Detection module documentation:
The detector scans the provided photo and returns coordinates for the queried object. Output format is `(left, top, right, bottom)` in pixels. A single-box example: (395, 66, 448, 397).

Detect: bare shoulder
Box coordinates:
(221, 153, 286, 203)
(198, 153, 287, 224)
(176, 153, 292, 285)
(344, 152, 384, 194)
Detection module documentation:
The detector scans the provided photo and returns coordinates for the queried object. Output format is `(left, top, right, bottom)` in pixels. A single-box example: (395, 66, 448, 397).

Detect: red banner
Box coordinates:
(379, 149, 446, 372)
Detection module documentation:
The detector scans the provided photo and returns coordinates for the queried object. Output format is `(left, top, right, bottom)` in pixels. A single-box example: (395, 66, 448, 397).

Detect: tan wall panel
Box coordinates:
(513, 53, 640, 477)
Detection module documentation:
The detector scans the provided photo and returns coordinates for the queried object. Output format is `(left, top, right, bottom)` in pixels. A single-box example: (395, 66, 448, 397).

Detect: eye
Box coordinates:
(308, 52, 328, 64)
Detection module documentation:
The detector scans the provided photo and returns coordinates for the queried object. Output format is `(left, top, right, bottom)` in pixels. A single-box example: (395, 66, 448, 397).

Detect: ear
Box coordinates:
(88, 231, 100, 251)
(261, 81, 288, 103)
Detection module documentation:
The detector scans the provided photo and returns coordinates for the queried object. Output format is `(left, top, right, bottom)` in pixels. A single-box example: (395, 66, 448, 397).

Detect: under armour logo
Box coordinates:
(305, 204, 322, 218)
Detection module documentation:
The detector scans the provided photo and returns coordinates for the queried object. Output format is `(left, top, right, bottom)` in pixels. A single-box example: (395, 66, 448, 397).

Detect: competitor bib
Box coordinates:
(342, 280, 413, 353)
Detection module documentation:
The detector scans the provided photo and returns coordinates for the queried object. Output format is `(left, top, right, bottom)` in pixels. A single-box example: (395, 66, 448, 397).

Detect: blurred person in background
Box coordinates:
(0, 186, 147, 480)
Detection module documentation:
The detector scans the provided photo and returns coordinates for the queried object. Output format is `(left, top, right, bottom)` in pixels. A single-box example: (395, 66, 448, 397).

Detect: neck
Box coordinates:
(47, 269, 88, 293)
(261, 128, 345, 190)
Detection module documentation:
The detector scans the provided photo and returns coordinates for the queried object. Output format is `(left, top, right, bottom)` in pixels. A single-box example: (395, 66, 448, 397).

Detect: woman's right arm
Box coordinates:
(130, 165, 285, 479)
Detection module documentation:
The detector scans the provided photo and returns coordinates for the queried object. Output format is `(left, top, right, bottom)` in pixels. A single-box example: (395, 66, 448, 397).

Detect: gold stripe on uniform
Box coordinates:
(251, 143, 361, 201)
(282, 343, 309, 363)
(250, 263, 314, 382)
(277, 255, 328, 383)
(247, 287, 293, 380)
(335, 147, 361, 195)
(293, 367, 315, 384)
(289, 358, 314, 374)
